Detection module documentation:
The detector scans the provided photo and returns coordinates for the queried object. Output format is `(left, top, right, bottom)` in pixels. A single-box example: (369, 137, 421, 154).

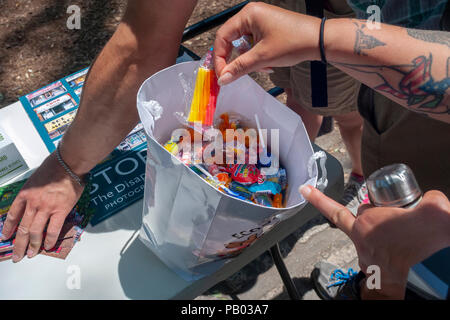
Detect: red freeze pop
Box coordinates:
(205, 73, 220, 126)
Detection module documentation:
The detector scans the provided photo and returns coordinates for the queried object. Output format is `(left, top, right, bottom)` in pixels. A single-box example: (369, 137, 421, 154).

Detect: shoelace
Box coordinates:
(327, 268, 358, 288)
(341, 182, 360, 204)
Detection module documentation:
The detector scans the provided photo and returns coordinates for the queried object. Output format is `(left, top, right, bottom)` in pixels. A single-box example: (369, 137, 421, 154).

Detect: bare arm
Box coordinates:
(1, 0, 197, 262)
(62, 0, 198, 175)
(214, 3, 450, 123)
(325, 19, 450, 123)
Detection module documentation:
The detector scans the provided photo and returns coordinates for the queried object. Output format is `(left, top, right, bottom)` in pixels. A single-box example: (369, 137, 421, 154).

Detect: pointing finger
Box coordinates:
(299, 184, 355, 238)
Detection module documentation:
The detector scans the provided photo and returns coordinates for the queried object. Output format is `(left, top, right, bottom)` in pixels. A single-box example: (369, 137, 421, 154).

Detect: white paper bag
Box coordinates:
(137, 61, 326, 281)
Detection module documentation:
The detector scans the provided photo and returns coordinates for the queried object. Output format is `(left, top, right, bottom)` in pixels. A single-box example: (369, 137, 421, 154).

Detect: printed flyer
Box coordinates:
(20, 68, 89, 151)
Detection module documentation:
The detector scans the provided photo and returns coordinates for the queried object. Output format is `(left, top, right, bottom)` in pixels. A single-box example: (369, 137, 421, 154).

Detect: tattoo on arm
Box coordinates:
(333, 54, 450, 115)
(407, 29, 450, 48)
(353, 21, 386, 56)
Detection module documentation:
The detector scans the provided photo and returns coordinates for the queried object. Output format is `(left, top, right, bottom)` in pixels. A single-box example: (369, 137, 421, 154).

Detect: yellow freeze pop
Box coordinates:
(187, 68, 204, 122)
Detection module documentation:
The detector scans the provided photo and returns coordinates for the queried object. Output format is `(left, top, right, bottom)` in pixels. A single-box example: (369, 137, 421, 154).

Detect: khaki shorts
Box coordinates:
(259, 0, 361, 116)
(359, 85, 450, 197)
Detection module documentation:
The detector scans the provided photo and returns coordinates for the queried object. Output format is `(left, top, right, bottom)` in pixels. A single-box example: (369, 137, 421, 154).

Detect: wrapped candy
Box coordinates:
(265, 168, 287, 190)
(215, 172, 231, 186)
(225, 164, 260, 185)
(248, 181, 281, 195)
(273, 193, 283, 208)
(253, 193, 273, 207)
(217, 112, 246, 141)
(163, 140, 179, 155)
(181, 150, 192, 165)
(229, 181, 253, 200)
(169, 108, 290, 208)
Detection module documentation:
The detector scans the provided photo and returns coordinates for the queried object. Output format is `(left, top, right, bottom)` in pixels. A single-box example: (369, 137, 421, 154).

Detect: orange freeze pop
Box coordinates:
(187, 69, 203, 122)
(200, 68, 211, 123)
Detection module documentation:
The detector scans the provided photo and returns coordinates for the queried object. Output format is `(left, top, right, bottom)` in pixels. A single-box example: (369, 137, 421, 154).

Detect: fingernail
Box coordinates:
(27, 249, 34, 258)
(12, 254, 21, 263)
(218, 72, 232, 86)
(299, 184, 312, 198)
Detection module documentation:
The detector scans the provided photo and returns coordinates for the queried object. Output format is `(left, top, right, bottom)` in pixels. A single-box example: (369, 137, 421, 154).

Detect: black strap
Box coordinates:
(305, 0, 325, 18)
(440, 0, 450, 31)
(305, 0, 328, 108)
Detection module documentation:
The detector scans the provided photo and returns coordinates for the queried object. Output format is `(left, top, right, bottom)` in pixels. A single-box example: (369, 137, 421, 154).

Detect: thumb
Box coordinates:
(217, 48, 264, 86)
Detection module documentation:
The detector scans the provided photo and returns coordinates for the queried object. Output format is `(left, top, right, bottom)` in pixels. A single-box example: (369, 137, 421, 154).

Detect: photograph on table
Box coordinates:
(99, 123, 146, 164)
(65, 68, 89, 88)
(0, 251, 12, 262)
(52, 137, 62, 148)
(0, 180, 26, 217)
(44, 110, 77, 140)
(117, 123, 146, 152)
(74, 87, 83, 99)
(0, 178, 94, 262)
(26, 81, 67, 107)
(33, 93, 77, 121)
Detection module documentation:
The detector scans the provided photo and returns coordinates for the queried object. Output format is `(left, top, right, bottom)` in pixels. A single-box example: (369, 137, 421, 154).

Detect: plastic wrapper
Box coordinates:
(176, 48, 220, 131)
(176, 36, 254, 133)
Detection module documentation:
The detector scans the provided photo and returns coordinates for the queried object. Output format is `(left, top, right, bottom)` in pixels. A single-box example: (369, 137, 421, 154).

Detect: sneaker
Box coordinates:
(311, 261, 364, 300)
(340, 173, 369, 215)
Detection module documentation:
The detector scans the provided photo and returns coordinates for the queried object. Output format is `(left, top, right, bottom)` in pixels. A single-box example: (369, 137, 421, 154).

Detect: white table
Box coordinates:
(0, 101, 344, 299)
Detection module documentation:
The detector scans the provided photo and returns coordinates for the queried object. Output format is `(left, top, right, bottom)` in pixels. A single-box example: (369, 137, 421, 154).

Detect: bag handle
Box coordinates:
(308, 151, 328, 191)
(274, 151, 328, 221)
(138, 100, 163, 137)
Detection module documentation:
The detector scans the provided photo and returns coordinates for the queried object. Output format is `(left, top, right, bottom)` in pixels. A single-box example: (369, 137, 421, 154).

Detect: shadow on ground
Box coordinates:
(271, 277, 316, 300)
(203, 215, 330, 297)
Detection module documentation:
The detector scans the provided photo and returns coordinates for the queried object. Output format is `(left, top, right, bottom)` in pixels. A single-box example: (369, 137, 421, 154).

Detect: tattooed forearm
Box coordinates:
(353, 21, 386, 56)
(407, 29, 450, 48)
(332, 54, 450, 115)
